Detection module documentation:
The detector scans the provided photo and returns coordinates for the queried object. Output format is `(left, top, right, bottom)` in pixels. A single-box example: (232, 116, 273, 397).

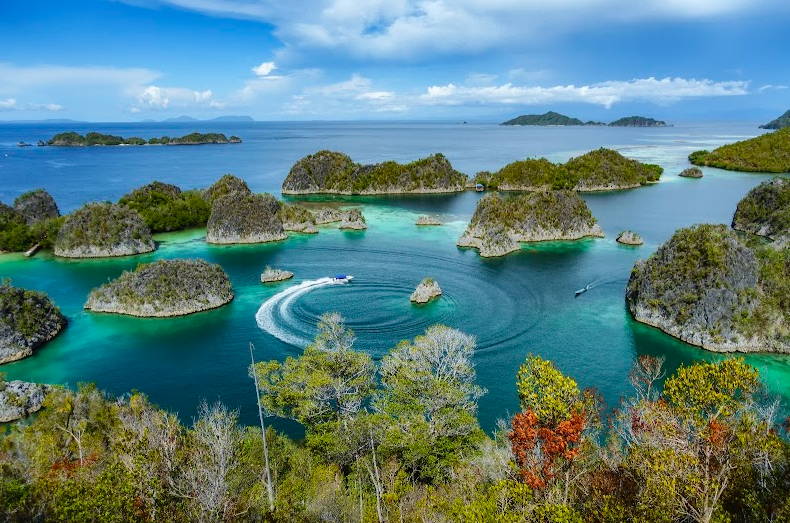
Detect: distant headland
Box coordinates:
(501, 111, 667, 127)
(759, 110, 790, 130)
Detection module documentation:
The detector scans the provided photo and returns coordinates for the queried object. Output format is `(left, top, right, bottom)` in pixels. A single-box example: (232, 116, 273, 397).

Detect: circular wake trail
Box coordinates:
(255, 277, 345, 346)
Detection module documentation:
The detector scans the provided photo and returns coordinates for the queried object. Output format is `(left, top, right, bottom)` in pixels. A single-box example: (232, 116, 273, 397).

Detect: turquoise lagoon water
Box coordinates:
(0, 121, 788, 432)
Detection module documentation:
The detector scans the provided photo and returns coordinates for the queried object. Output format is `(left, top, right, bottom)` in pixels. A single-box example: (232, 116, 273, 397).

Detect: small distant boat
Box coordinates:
(333, 274, 354, 282)
(575, 285, 590, 296)
(17, 141, 31, 147)
(475, 183, 485, 192)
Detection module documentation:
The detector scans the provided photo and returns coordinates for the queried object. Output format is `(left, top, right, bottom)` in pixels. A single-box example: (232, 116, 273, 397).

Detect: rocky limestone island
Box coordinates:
(457, 191, 604, 257)
(339, 209, 367, 230)
(47, 131, 241, 146)
(626, 224, 789, 353)
(261, 267, 294, 283)
(617, 230, 644, 245)
(679, 167, 704, 178)
(311, 208, 343, 224)
(54, 203, 155, 258)
(759, 109, 790, 130)
(501, 112, 598, 126)
(84, 259, 234, 317)
(410, 278, 442, 303)
(689, 127, 790, 173)
(206, 192, 287, 244)
(13, 189, 60, 225)
(0, 281, 66, 364)
(483, 149, 662, 192)
(278, 203, 318, 233)
(282, 150, 467, 195)
(732, 177, 790, 245)
(0, 380, 51, 422)
(608, 116, 667, 127)
(203, 174, 251, 204)
(416, 215, 443, 226)
(119, 181, 210, 233)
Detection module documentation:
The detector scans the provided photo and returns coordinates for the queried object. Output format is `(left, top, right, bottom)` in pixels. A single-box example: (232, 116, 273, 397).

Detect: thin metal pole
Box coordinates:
(249, 342, 275, 512)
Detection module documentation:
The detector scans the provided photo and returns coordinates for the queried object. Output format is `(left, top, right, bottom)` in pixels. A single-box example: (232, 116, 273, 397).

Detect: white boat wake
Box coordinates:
(255, 277, 349, 346)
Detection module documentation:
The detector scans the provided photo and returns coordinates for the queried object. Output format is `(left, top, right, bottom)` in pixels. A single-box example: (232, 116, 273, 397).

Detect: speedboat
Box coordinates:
(17, 142, 31, 147)
(333, 274, 354, 282)
(575, 285, 590, 296)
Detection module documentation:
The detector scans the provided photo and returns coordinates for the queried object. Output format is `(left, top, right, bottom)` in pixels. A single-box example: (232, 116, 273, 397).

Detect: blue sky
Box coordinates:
(1, 0, 788, 121)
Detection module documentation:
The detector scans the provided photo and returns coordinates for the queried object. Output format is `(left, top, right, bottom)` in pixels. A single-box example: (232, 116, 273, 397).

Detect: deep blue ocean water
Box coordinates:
(1, 120, 787, 433)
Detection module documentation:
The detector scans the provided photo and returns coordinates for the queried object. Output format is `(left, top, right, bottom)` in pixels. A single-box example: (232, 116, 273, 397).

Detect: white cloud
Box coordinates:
(252, 61, 277, 76)
(758, 84, 789, 93)
(419, 77, 749, 109)
(123, 0, 788, 61)
(0, 64, 160, 95)
(133, 85, 226, 110)
(0, 97, 63, 112)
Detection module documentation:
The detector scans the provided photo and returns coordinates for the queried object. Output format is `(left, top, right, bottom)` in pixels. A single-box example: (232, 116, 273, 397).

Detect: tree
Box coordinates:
(375, 325, 485, 482)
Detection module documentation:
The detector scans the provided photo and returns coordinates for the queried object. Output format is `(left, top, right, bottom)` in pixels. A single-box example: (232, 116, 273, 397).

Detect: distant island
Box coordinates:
(608, 116, 666, 127)
(688, 127, 790, 173)
(146, 115, 255, 123)
(759, 110, 790, 130)
(45, 131, 242, 146)
(501, 111, 667, 127)
(282, 151, 467, 195)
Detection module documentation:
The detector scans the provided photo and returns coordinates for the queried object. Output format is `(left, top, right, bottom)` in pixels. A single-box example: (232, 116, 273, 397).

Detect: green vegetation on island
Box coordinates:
(679, 166, 704, 178)
(118, 181, 210, 233)
(206, 192, 287, 244)
(203, 174, 251, 204)
(759, 109, 790, 129)
(608, 116, 667, 127)
(458, 191, 603, 257)
(85, 258, 234, 317)
(1, 312, 788, 522)
(501, 111, 588, 126)
(0, 191, 64, 253)
(282, 151, 467, 195)
(688, 127, 790, 173)
(627, 223, 790, 352)
(732, 177, 790, 244)
(47, 131, 241, 146)
(482, 148, 662, 191)
(277, 202, 318, 233)
(0, 279, 66, 364)
(54, 202, 155, 258)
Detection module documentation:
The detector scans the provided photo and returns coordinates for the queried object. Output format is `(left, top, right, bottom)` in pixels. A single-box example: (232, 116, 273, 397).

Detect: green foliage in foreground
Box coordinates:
(118, 181, 211, 232)
(2, 335, 788, 523)
(689, 127, 790, 173)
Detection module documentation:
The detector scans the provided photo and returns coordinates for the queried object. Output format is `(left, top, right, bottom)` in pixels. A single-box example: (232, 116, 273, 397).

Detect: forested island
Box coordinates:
(501, 112, 666, 127)
(457, 191, 603, 257)
(475, 148, 662, 191)
(688, 127, 790, 172)
(1, 314, 787, 522)
(759, 109, 790, 129)
(84, 259, 234, 317)
(45, 131, 242, 146)
(0, 190, 63, 253)
(54, 203, 155, 258)
(0, 280, 66, 364)
(627, 181, 790, 352)
(281, 151, 467, 195)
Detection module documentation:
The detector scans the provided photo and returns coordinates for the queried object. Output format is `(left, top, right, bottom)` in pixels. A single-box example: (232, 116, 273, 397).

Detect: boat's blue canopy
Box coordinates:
(335, 274, 347, 279)
(475, 183, 484, 188)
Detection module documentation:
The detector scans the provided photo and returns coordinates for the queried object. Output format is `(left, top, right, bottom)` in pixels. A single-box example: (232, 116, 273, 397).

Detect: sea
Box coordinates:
(0, 120, 787, 433)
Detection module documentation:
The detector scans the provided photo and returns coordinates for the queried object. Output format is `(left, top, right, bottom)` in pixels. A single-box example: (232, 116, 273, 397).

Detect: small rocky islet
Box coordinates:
(84, 259, 234, 317)
(457, 191, 604, 257)
(616, 230, 644, 245)
(679, 167, 704, 178)
(410, 278, 442, 303)
(0, 281, 66, 364)
(415, 215, 443, 226)
(261, 267, 294, 283)
(207, 191, 287, 245)
(0, 379, 51, 423)
(339, 209, 367, 230)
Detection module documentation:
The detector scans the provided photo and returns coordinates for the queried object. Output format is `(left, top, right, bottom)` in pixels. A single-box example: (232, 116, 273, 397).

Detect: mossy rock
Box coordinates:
(0, 280, 66, 364)
(13, 189, 60, 225)
(85, 258, 234, 317)
(565, 148, 662, 191)
(203, 174, 251, 204)
(54, 203, 155, 258)
(679, 167, 703, 178)
(732, 177, 790, 244)
(206, 192, 287, 244)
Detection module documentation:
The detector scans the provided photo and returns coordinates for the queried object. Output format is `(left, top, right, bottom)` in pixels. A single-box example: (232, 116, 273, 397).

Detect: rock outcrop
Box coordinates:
(203, 174, 251, 204)
(312, 208, 343, 224)
(0, 282, 66, 364)
(85, 259, 234, 317)
(339, 209, 367, 230)
(278, 203, 318, 234)
(54, 203, 155, 258)
(410, 278, 442, 303)
(617, 230, 644, 245)
(261, 267, 294, 283)
(206, 192, 287, 244)
(679, 167, 703, 178)
(13, 189, 60, 225)
(416, 215, 443, 226)
(732, 177, 790, 245)
(282, 151, 467, 195)
(457, 191, 604, 257)
(626, 224, 789, 353)
(0, 380, 51, 422)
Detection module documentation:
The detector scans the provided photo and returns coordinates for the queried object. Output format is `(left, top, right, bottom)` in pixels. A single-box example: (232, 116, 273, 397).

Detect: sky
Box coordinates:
(0, 0, 789, 122)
